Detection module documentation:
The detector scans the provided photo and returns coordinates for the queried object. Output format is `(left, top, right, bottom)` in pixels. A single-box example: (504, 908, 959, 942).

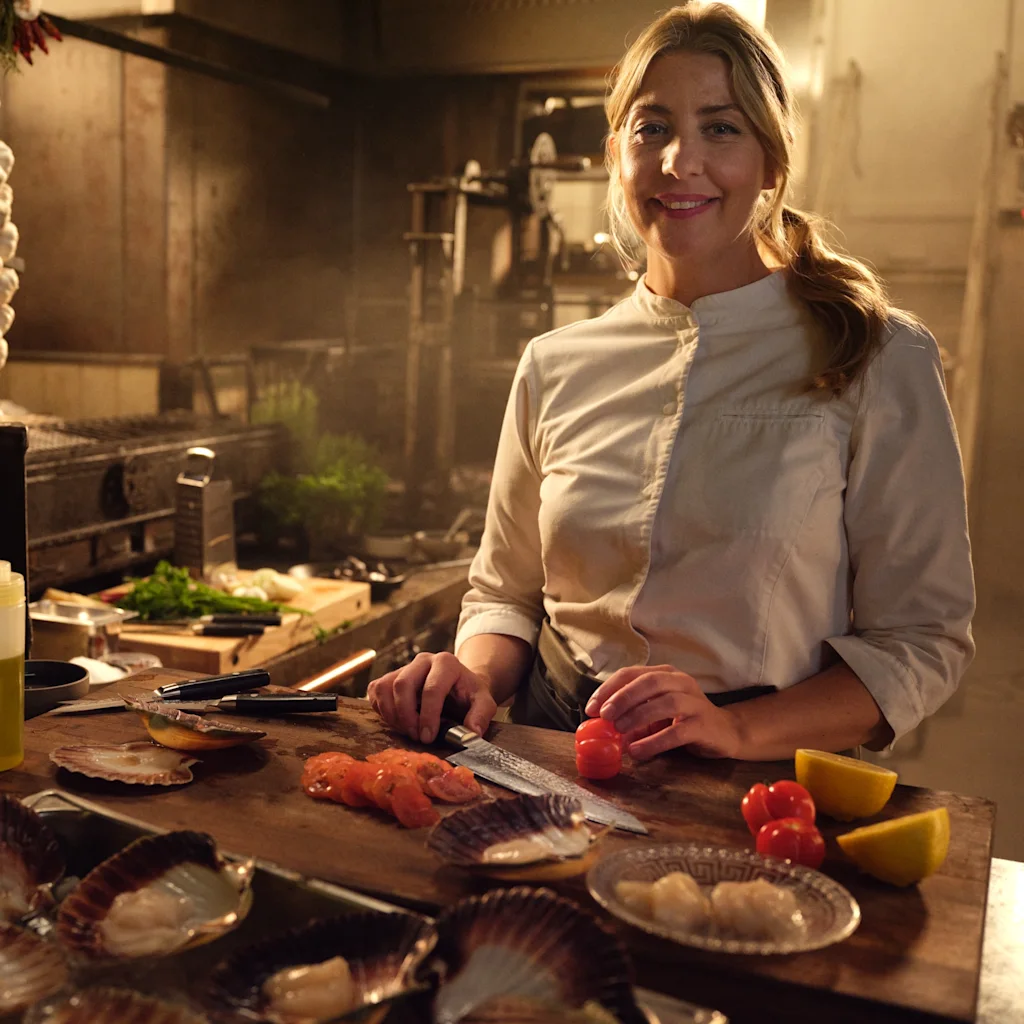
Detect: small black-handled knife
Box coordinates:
(158, 694, 338, 715)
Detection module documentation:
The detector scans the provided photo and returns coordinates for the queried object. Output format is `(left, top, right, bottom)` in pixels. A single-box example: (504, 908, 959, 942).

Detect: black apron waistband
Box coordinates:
(511, 620, 776, 732)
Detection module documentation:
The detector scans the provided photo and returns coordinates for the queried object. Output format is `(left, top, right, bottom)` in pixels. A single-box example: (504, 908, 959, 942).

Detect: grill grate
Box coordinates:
(26, 412, 250, 457)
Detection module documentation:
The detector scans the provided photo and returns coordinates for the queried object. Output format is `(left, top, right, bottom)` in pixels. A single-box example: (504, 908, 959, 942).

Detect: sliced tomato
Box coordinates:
(367, 748, 418, 768)
(411, 752, 449, 784)
(391, 779, 441, 828)
(301, 752, 356, 800)
(338, 762, 378, 808)
(575, 717, 624, 750)
(425, 766, 482, 803)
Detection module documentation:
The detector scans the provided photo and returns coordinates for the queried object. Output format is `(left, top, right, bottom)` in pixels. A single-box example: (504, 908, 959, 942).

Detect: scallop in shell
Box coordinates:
(25, 987, 209, 1024)
(0, 923, 68, 1014)
(427, 795, 603, 881)
(123, 696, 266, 752)
(0, 794, 65, 921)
(50, 741, 199, 786)
(207, 911, 436, 1023)
(432, 887, 645, 1024)
(56, 830, 254, 961)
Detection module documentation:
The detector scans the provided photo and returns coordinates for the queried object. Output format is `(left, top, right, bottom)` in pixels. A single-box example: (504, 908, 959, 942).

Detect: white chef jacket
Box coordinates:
(455, 271, 975, 741)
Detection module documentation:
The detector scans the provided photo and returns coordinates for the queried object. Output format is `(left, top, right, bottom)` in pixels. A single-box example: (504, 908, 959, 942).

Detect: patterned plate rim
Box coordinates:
(586, 843, 861, 956)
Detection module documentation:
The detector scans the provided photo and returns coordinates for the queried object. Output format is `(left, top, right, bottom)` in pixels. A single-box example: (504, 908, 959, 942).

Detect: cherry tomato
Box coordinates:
(576, 737, 621, 780)
(576, 717, 624, 750)
(741, 780, 816, 836)
(756, 817, 826, 870)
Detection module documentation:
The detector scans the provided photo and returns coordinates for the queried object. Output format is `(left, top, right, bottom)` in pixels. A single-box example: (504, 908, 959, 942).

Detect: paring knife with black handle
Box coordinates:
(142, 693, 338, 715)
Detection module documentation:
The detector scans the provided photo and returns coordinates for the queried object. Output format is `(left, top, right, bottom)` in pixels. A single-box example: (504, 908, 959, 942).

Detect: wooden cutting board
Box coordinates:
(11, 668, 996, 1024)
(116, 578, 371, 674)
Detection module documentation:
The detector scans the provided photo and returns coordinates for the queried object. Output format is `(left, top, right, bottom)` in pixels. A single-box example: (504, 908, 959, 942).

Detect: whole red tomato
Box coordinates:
(576, 736, 621, 780)
(576, 717, 624, 750)
(741, 780, 816, 836)
(756, 817, 826, 870)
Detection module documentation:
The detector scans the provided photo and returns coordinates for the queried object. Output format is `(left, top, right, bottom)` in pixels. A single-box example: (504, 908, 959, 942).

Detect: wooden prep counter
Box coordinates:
(7, 669, 1014, 1024)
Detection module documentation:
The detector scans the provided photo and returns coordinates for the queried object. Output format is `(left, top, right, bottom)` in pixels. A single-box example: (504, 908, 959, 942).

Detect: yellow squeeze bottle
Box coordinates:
(0, 560, 25, 772)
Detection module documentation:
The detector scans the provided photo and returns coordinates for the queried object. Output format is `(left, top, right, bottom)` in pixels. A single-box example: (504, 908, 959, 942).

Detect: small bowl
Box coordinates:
(24, 661, 90, 718)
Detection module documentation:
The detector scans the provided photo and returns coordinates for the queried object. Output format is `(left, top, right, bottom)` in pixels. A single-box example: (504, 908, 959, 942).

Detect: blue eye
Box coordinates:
(635, 122, 668, 139)
(706, 121, 741, 136)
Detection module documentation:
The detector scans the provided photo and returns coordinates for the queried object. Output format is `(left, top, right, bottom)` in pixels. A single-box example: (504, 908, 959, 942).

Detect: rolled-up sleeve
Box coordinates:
(826, 325, 976, 743)
(455, 342, 546, 654)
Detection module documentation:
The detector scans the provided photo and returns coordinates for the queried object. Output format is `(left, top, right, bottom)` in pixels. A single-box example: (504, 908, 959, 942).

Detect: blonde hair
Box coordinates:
(605, 2, 905, 394)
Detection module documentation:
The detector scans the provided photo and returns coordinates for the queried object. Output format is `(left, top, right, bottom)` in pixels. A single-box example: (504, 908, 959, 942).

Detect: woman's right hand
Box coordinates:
(366, 651, 498, 744)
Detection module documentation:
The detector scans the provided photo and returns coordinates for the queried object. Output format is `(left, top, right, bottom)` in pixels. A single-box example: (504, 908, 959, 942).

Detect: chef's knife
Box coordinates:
(124, 613, 283, 628)
(47, 668, 272, 714)
(440, 723, 648, 835)
(122, 621, 266, 637)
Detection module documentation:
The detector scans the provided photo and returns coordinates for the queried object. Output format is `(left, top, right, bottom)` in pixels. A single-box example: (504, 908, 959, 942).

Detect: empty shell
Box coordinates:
(49, 741, 199, 786)
(0, 794, 65, 922)
(56, 830, 254, 961)
(124, 696, 266, 752)
(432, 887, 645, 1024)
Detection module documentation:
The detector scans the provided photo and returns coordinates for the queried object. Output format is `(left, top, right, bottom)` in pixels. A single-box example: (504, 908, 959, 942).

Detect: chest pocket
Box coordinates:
(686, 408, 827, 541)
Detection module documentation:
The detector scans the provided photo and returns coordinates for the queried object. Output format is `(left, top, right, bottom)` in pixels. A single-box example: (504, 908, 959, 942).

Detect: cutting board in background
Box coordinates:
(117, 577, 371, 674)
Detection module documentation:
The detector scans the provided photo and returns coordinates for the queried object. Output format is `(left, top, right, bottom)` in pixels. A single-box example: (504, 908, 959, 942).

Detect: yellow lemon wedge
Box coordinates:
(795, 748, 897, 821)
(836, 808, 950, 886)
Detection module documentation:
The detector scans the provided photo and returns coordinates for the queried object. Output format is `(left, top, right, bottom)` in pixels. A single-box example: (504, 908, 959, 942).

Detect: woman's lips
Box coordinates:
(654, 196, 719, 220)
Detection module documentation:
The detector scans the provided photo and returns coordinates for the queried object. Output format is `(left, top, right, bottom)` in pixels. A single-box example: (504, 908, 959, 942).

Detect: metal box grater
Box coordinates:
(174, 446, 236, 579)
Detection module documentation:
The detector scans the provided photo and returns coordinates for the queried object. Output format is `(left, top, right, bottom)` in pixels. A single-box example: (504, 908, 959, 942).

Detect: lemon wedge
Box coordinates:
(836, 808, 950, 886)
(795, 749, 897, 821)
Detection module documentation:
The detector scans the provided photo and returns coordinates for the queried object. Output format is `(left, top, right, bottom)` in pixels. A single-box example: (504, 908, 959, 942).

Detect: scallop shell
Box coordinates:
(56, 831, 254, 961)
(432, 887, 645, 1024)
(207, 911, 436, 1023)
(26, 987, 209, 1024)
(460, 997, 627, 1024)
(0, 923, 68, 1014)
(0, 794, 66, 921)
(427, 795, 603, 880)
(124, 696, 266, 752)
(50, 741, 199, 786)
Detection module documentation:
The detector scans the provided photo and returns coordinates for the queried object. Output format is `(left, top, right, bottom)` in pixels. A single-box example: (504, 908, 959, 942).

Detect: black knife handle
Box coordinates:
(197, 623, 266, 637)
(157, 669, 271, 702)
(210, 613, 282, 626)
(226, 694, 338, 715)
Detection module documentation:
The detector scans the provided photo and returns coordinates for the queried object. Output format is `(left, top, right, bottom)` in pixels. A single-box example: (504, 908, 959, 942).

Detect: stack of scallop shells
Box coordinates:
(0, 138, 17, 375)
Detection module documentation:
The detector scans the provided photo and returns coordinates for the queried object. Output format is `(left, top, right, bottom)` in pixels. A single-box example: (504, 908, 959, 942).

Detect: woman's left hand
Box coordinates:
(585, 665, 743, 761)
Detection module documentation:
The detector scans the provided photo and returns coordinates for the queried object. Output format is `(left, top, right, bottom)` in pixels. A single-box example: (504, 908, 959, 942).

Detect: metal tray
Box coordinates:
(22, 790, 727, 1024)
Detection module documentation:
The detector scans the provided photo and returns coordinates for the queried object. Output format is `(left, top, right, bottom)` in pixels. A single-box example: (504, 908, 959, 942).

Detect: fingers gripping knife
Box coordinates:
(174, 447, 236, 580)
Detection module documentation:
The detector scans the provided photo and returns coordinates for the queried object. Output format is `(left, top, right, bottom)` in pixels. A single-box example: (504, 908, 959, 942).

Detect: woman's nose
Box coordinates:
(662, 135, 703, 178)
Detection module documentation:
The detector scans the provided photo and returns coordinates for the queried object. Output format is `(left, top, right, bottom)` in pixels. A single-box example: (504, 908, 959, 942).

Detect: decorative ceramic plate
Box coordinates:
(587, 844, 860, 956)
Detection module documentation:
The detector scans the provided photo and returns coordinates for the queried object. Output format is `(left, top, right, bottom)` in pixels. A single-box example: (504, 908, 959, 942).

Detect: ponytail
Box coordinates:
(771, 207, 913, 395)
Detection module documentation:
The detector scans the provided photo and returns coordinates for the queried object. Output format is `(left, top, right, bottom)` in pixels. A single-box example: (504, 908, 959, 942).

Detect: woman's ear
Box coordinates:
(606, 130, 619, 166)
(762, 162, 778, 191)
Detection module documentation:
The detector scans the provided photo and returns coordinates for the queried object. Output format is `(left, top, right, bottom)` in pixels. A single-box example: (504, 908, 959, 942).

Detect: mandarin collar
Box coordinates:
(631, 270, 791, 328)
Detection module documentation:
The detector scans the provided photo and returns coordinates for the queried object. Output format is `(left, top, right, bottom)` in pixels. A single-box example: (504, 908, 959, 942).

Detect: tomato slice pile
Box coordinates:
(300, 747, 483, 828)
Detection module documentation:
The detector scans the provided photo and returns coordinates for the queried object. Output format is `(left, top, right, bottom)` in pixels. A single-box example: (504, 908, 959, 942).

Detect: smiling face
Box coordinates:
(614, 50, 774, 296)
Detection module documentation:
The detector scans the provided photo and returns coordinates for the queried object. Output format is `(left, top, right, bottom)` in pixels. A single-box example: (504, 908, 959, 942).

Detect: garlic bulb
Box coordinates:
(0, 144, 13, 185)
(0, 268, 19, 306)
(0, 337, 7, 373)
(250, 568, 303, 602)
(231, 585, 268, 601)
(13, 1, 41, 21)
(0, 185, 12, 226)
(0, 305, 15, 337)
(0, 223, 19, 263)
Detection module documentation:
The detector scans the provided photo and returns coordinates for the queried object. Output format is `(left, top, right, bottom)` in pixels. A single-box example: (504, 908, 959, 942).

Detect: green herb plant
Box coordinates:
(252, 384, 389, 555)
